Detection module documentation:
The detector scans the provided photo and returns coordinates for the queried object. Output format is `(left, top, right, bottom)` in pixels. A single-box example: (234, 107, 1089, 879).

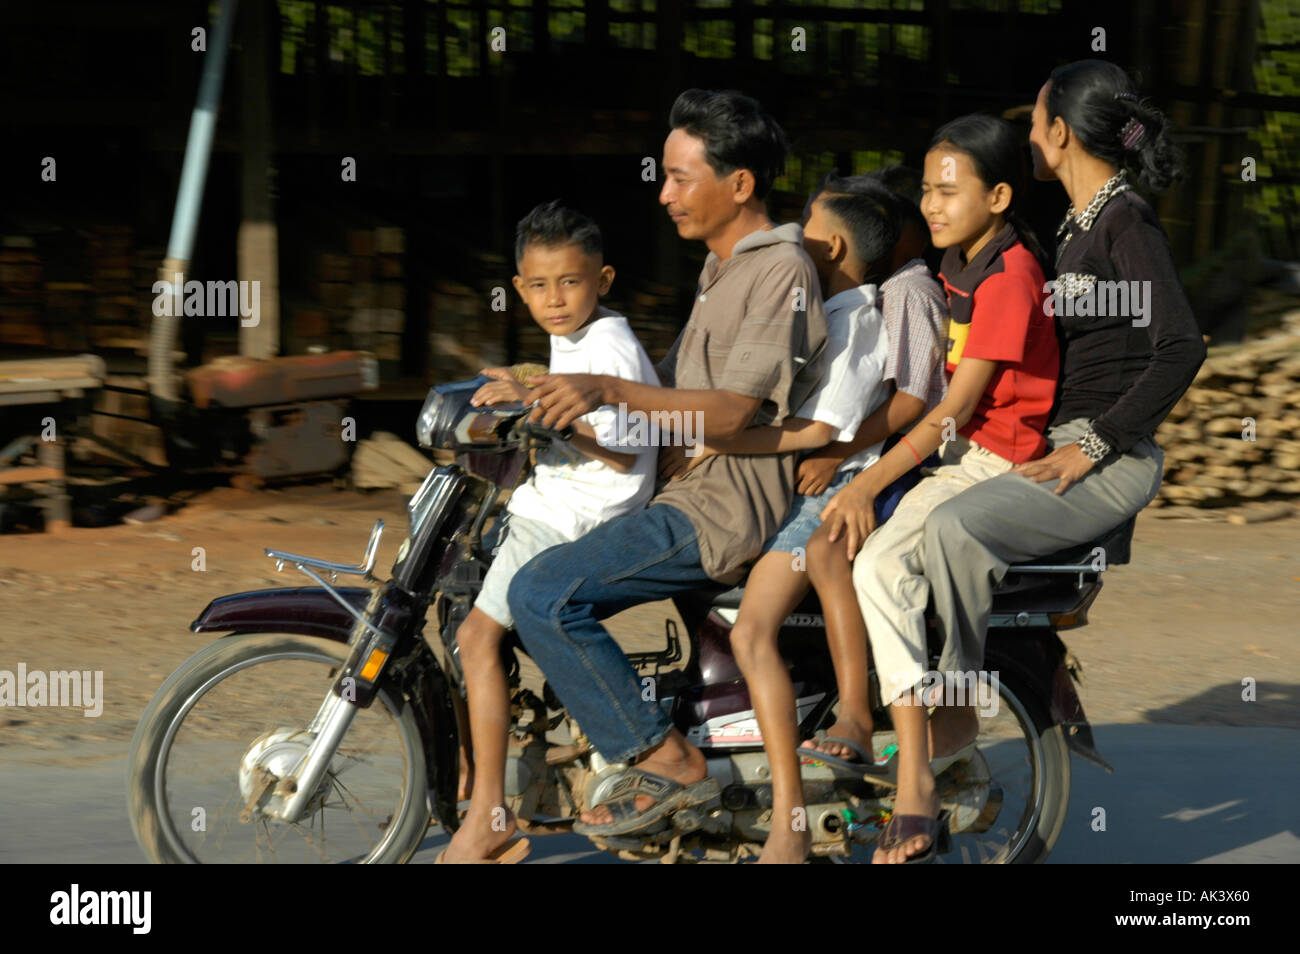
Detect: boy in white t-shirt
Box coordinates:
(681, 174, 919, 862)
(439, 200, 659, 863)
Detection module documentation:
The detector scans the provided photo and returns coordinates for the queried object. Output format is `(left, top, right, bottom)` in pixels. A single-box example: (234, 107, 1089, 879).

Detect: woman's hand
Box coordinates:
(820, 476, 880, 561)
(796, 452, 841, 495)
(1010, 443, 1095, 495)
(471, 367, 529, 406)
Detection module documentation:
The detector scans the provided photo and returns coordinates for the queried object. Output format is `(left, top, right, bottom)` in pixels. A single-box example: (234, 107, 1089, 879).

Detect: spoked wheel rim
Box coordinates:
(153, 648, 420, 864)
(823, 676, 1046, 864)
(935, 681, 1043, 864)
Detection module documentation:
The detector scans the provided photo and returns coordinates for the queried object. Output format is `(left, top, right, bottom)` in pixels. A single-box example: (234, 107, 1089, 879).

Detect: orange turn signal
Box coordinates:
(359, 649, 389, 682)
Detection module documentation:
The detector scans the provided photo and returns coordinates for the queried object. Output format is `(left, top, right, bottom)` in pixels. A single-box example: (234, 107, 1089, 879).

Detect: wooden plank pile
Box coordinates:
(350, 431, 434, 493)
(428, 276, 508, 381)
(90, 376, 168, 468)
(0, 236, 45, 346)
(624, 279, 684, 365)
(298, 226, 406, 375)
(1152, 334, 1300, 509)
(87, 225, 140, 348)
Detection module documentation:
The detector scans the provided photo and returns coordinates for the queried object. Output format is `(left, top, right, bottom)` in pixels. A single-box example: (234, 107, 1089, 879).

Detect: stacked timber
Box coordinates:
(0, 236, 44, 346)
(350, 431, 434, 493)
(1152, 333, 1300, 509)
(87, 225, 138, 348)
(428, 278, 508, 382)
(302, 227, 405, 375)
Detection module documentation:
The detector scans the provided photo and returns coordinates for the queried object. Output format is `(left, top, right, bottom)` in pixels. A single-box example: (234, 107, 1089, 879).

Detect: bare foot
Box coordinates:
(927, 704, 980, 760)
(800, 717, 873, 762)
(873, 779, 940, 864)
(757, 825, 811, 864)
(441, 803, 516, 862)
(578, 734, 707, 827)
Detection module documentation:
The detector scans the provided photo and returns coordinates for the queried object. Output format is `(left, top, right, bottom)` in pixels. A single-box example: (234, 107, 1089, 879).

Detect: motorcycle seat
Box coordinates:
(1006, 515, 1135, 571)
(702, 515, 1137, 612)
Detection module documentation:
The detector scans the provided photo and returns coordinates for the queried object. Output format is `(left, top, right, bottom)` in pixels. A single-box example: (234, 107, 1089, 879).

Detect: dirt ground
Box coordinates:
(1, 483, 1297, 758)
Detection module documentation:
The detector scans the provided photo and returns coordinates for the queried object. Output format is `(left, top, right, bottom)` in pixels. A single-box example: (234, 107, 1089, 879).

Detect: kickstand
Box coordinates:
(661, 834, 683, 865)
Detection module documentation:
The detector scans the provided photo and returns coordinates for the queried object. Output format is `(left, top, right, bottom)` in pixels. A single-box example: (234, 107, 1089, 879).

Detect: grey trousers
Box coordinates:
(923, 417, 1164, 675)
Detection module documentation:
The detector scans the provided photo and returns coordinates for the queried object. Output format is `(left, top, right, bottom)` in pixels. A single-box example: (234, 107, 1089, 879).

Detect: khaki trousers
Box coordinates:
(851, 435, 1015, 705)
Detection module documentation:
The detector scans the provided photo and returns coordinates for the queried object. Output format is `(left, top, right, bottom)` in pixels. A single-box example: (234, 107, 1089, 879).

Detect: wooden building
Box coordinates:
(1, 0, 1291, 391)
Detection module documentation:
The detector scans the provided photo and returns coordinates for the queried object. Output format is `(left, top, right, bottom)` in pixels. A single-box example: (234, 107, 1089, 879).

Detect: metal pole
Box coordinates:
(150, 0, 239, 401)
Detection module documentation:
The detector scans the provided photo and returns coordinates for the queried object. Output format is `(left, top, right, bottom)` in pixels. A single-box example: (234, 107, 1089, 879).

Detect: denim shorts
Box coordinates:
(762, 441, 937, 555)
(763, 467, 858, 554)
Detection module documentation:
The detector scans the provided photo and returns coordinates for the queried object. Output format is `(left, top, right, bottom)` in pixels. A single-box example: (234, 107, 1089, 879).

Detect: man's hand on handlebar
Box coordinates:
(525, 372, 605, 430)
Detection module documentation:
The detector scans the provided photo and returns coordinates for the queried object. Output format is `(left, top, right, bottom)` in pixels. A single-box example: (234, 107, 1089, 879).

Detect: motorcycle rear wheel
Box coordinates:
(127, 633, 430, 864)
(815, 662, 1068, 864)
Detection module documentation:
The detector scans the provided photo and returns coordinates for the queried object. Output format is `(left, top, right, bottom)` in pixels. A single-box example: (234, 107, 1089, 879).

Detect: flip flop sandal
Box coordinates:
(799, 731, 897, 783)
(876, 809, 952, 864)
(571, 768, 721, 837)
(799, 730, 874, 772)
(434, 835, 531, 864)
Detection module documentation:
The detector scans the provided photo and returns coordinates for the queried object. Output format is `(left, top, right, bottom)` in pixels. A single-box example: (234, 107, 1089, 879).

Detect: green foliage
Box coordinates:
(1246, 0, 1300, 258)
(773, 148, 906, 198)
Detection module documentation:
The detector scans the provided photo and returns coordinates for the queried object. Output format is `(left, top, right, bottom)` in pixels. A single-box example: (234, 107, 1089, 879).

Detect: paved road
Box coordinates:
(1, 724, 1294, 864)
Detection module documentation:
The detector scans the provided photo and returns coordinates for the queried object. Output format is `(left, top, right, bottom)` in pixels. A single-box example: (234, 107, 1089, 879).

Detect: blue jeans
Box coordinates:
(506, 503, 708, 763)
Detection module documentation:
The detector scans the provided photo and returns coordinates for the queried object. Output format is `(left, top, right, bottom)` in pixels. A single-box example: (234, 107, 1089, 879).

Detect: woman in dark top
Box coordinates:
(898, 60, 1207, 849)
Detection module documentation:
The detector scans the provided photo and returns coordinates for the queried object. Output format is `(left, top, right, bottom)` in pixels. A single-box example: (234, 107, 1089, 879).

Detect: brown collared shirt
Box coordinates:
(651, 223, 828, 583)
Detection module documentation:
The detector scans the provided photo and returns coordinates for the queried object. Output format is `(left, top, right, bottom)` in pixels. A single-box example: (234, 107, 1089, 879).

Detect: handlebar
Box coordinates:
(515, 418, 574, 444)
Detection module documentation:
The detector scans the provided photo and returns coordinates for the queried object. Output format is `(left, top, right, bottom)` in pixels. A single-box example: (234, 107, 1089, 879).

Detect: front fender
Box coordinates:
(189, 585, 461, 828)
(190, 586, 372, 640)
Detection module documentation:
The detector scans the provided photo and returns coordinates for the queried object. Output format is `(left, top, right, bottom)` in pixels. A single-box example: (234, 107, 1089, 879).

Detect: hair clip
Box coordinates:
(1113, 91, 1138, 102)
(1119, 117, 1146, 150)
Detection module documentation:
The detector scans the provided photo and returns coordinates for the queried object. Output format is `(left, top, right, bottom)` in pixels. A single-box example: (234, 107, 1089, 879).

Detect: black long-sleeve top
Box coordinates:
(1049, 190, 1206, 453)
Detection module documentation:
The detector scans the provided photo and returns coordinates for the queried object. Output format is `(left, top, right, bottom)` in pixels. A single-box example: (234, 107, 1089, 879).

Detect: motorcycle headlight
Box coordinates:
(415, 375, 527, 450)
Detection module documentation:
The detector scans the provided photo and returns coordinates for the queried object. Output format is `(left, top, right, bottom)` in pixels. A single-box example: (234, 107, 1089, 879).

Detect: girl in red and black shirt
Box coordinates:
(810, 115, 1059, 863)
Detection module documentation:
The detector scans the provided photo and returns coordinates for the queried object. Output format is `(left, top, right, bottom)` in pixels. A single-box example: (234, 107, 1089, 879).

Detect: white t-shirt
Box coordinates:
(791, 284, 891, 473)
(506, 309, 660, 540)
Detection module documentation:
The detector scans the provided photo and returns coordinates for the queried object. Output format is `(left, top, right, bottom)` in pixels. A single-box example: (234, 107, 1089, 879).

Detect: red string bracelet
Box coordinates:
(900, 435, 923, 465)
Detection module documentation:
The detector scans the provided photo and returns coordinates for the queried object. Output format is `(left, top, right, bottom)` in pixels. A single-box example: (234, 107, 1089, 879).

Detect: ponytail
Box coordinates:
(1046, 59, 1184, 192)
(1117, 95, 1182, 191)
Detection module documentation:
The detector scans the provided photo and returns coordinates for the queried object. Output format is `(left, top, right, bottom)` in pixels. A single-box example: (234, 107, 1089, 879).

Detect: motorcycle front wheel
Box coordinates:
(127, 633, 430, 863)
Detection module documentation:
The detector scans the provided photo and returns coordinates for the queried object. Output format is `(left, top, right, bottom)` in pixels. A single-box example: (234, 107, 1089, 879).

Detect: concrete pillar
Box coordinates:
(238, 0, 280, 359)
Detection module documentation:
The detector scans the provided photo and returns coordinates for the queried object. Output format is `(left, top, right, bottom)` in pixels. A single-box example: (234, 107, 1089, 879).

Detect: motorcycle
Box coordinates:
(127, 374, 1125, 863)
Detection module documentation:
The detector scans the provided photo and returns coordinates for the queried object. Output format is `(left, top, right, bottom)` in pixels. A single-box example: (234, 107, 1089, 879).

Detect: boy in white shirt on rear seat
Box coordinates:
(438, 200, 659, 863)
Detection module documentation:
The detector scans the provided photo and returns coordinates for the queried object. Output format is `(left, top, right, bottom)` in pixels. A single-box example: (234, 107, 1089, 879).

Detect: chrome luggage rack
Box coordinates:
(265, 519, 388, 640)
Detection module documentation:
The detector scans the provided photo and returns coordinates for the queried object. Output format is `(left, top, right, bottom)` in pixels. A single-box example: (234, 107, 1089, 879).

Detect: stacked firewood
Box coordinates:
(299, 227, 406, 375)
(1152, 334, 1300, 509)
(428, 278, 508, 382)
(350, 431, 434, 493)
(0, 236, 43, 346)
